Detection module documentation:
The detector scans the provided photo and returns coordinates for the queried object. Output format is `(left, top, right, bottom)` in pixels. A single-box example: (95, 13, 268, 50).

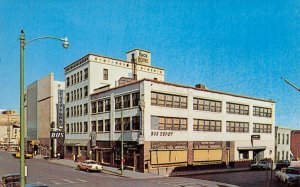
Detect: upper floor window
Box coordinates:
(105, 119, 110, 132)
(91, 102, 97, 114)
(105, 99, 110, 111)
(132, 92, 140, 107)
(193, 119, 221, 132)
(84, 122, 88, 133)
(282, 133, 285, 144)
(226, 102, 249, 115)
(97, 120, 103, 132)
(253, 106, 272, 118)
(132, 116, 140, 130)
(115, 96, 122, 110)
(84, 68, 88, 80)
(151, 116, 187, 131)
(71, 75, 74, 85)
(194, 98, 222, 112)
(84, 86, 88, 97)
(84, 103, 88, 115)
(91, 121, 96, 132)
(278, 133, 280, 144)
(103, 69, 108, 80)
(66, 93, 69, 102)
(287, 134, 289, 145)
(115, 118, 121, 131)
(226, 121, 249, 133)
(151, 92, 187, 109)
(97, 100, 103, 113)
(66, 77, 70, 87)
(253, 123, 272, 133)
(123, 94, 130, 108)
(124, 117, 130, 131)
(66, 124, 69, 134)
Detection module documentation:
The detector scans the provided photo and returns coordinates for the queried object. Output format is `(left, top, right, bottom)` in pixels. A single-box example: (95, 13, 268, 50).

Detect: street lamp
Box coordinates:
(19, 30, 68, 187)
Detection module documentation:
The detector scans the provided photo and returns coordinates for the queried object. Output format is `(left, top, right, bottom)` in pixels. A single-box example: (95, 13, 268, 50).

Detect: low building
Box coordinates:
(291, 130, 300, 160)
(0, 110, 20, 149)
(275, 126, 291, 161)
(25, 73, 65, 156)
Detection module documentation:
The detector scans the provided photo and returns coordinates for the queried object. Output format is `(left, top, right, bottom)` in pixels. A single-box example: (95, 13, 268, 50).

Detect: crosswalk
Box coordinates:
(152, 178, 239, 187)
(27, 178, 89, 186)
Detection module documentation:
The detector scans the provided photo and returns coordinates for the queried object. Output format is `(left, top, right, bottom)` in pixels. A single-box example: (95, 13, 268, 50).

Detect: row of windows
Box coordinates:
(226, 103, 249, 115)
(66, 86, 88, 102)
(66, 68, 88, 87)
(193, 119, 222, 132)
(151, 92, 272, 118)
(66, 122, 88, 134)
(66, 103, 88, 117)
(151, 92, 187, 109)
(277, 133, 289, 145)
(151, 116, 188, 131)
(91, 116, 140, 132)
(226, 121, 249, 133)
(253, 123, 272, 133)
(253, 106, 272, 118)
(114, 92, 140, 110)
(277, 151, 289, 161)
(193, 98, 222, 112)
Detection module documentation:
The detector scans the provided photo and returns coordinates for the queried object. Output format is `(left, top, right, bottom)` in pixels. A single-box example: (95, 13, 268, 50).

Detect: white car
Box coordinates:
(77, 160, 103, 172)
(275, 168, 288, 182)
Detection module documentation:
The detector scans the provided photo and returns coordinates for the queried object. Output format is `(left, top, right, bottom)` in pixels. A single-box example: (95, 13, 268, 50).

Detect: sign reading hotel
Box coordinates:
(126, 49, 151, 66)
(57, 89, 64, 129)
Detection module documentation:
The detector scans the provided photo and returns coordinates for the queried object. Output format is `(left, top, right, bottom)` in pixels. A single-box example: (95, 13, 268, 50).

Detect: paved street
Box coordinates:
(181, 170, 289, 187)
(0, 150, 237, 187)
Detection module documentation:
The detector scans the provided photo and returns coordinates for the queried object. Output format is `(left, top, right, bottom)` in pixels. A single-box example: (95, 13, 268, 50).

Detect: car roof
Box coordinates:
(2, 173, 20, 177)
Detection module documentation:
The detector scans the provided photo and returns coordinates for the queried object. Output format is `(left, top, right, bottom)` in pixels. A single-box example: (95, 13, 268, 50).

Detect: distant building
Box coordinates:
(0, 110, 20, 148)
(64, 49, 275, 172)
(25, 73, 65, 156)
(291, 130, 300, 160)
(275, 126, 291, 161)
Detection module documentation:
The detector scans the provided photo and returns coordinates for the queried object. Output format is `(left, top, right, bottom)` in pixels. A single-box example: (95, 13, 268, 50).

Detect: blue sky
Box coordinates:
(0, 0, 299, 129)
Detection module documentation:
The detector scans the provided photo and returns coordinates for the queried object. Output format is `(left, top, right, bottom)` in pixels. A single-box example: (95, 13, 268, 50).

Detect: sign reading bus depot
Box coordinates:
(57, 89, 64, 129)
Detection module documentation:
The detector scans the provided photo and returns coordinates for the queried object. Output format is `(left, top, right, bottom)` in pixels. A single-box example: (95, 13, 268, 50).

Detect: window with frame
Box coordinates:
(66, 93, 69, 102)
(153, 116, 187, 131)
(77, 89, 79, 100)
(71, 75, 74, 85)
(287, 134, 289, 145)
(286, 151, 289, 160)
(123, 94, 130, 108)
(74, 90, 77, 100)
(97, 120, 103, 132)
(115, 96, 122, 110)
(226, 121, 249, 133)
(193, 119, 221, 132)
(91, 121, 96, 132)
(77, 72, 80, 83)
(80, 105, 82, 115)
(278, 133, 280, 144)
(71, 91, 73, 101)
(71, 107, 73, 117)
(66, 108, 69, 118)
(253, 106, 272, 118)
(124, 117, 130, 130)
(151, 92, 158, 105)
(105, 119, 110, 131)
(84, 122, 88, 133)
(151, 92, 187, 109)
(80, 88, 83, 99)
(66, 124, 69, 134)
(74, 74, 77, 84)
(132, 116, 140, 130)
(91, 102, 97, 113)
(115, 118, 121, 131)
(84, 68, 88, 80)
(105, 99, 110, 111)
(132, 92, 140, 107)
(226, 102, 249, 115)
(103, 68, 108, 80)
(193, 98, 222, 112)
(66, 77, 70, 87)
(253, 123, 272, 133)
(84, 103, 88, 115)
(97, 100, 103, 112)
(80, 71, 82, 82)
(84, 86, 88, 97)
(282, 133, 285, 144)
(80, 122, 82, 132)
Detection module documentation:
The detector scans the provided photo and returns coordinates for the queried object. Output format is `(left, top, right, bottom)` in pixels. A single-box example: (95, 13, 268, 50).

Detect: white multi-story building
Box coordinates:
(64, 49, 164, 160)
(275, 126, 291, 161)
(64, 49, 275, 172)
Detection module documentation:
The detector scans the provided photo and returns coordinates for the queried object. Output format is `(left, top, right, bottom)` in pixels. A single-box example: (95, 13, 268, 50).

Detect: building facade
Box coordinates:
(0, 110, 20, 149)
(88, 79, 275, 172)
(275, 126, 291, 161)
(64, 49, 275, 172)
(25, 73, 65, 155)
(64, 49, 164, 160)
(291, 130, 300, 160)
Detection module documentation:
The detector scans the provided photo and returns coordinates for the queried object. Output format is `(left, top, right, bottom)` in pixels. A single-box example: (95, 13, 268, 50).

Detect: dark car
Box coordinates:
(286, 167, 300, 186)
(276, 160, 290, 170)
(1, 173, 20, 187)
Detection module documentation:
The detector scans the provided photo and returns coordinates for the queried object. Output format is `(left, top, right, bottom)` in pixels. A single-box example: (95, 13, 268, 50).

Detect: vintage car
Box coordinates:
(77, 160, 103, 172)
(12, 152, 33, 159)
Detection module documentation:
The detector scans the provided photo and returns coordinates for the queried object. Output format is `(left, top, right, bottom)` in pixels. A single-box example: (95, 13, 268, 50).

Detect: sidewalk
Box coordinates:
(34, 155, 250, 179)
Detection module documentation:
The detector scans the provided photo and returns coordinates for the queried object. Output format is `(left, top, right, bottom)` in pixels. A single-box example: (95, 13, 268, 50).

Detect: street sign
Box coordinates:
(50, 130, 65, 139)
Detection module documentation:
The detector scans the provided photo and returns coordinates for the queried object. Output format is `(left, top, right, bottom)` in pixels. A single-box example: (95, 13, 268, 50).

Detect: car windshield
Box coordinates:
(87, 161, 97, 164)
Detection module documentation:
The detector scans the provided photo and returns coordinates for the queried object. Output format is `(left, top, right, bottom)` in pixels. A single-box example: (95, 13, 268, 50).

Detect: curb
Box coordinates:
(169, 168, 251, 177)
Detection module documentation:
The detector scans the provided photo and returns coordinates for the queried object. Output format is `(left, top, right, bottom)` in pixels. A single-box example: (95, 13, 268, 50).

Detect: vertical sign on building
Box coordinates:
(57, 89, 64, 129)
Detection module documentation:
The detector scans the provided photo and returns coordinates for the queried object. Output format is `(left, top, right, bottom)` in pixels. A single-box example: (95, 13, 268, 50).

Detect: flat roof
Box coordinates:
(91, 78, 275, 103)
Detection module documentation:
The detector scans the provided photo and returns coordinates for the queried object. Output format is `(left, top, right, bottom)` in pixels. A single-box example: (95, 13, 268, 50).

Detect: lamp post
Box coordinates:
(19, 30, 68, 187)
(120, 99, 124, 175)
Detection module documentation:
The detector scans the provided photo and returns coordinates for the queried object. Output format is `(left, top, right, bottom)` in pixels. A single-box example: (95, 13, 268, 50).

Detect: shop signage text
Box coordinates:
(152, 142, 188, 149)
(193, 141, 222, 149)
(151, 131, 173, 137)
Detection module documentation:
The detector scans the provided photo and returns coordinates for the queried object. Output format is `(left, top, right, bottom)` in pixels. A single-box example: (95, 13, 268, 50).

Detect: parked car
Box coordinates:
(275, 168, 289, 182)
(77, 160, 103, 172)
(1, 173, 20, 187)
(12, 152, 33, 159)
(286, 167, 300, 186)
(250, 160, 273, 170)
(276, 160, 290, 170)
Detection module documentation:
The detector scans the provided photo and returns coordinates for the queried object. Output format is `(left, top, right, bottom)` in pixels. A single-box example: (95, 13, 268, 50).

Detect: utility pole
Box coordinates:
(281, 77, 300, 92)
(120, 98, 124, 175)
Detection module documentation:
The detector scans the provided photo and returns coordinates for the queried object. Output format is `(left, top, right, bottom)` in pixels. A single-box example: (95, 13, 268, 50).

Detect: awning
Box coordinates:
(237, 146, 266, 151)
(64, 139, 89, 146)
